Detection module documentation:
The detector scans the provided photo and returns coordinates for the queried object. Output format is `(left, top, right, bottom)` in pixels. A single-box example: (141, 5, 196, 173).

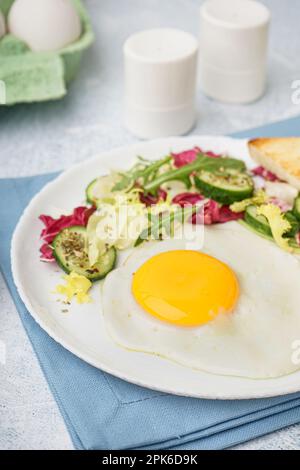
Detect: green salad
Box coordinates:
(39, 146, 300, 296)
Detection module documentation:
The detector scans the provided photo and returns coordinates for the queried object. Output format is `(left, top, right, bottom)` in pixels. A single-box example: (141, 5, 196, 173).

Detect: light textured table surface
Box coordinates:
(1, 0, 300, 450)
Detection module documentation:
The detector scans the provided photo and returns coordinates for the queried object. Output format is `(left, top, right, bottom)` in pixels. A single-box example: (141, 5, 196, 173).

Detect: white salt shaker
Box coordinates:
(124, 28, 199, 139)
(199, 0, 270, 104)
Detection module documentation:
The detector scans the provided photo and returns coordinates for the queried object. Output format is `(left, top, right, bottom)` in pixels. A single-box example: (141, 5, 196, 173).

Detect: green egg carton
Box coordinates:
(0, 0, 94, 105)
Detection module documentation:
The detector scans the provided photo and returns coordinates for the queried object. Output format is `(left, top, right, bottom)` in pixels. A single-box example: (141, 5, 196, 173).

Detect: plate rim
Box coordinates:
(11, 135, 300, 400)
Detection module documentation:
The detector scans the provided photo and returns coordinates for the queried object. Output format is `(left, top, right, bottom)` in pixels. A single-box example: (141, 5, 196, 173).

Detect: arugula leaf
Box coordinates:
(112, 155, 172, 192)
(135, 205, 196, 246)
(199, 155, 246, 173)
(143, 154, 246, 194)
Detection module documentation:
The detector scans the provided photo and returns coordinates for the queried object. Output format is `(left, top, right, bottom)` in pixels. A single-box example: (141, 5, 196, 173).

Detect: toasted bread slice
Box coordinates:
(248, 137, 300, 189)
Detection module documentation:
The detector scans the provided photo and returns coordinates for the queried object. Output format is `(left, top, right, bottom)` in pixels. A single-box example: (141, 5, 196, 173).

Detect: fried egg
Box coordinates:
(102, 222, 300, 378)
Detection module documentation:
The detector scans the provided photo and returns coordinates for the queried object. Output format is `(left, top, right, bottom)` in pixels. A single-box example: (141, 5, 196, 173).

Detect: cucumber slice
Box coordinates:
(245, 205, 299, 239)
(53, 226, 116, 281)
(194, 170, 254, 204)
(86, 179, 98, 205)
(86, 174, 125, 205)
(244, 205, 272, 237)
(240, 219, 300, 254)
(239, 219, 273, 242)
(293, 194, 300, 221)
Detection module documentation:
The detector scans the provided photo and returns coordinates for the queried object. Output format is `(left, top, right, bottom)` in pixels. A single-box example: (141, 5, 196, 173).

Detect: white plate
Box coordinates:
(11, 136, 300, 400)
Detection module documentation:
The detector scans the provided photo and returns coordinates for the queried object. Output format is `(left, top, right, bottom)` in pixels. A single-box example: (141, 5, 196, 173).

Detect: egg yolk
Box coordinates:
(132, 250, 239, 327)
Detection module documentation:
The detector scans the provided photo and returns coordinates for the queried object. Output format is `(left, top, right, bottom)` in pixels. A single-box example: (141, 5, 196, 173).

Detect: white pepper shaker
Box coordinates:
(124, 28, 199, 139)
(199, 0, 270, 104)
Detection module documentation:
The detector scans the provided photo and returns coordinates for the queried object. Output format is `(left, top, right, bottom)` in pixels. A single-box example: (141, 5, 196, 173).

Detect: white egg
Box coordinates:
(0, 11, 6, 39)
(102, 222, 300, 379)
(8, 0, 82, 52)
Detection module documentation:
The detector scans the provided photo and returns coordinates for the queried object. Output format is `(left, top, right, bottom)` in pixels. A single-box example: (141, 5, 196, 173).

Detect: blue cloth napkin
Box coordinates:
(1, 115, 300, 450)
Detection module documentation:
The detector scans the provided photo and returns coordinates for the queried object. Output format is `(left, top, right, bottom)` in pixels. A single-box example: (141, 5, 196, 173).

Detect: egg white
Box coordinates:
(102, 222, 300, 378)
